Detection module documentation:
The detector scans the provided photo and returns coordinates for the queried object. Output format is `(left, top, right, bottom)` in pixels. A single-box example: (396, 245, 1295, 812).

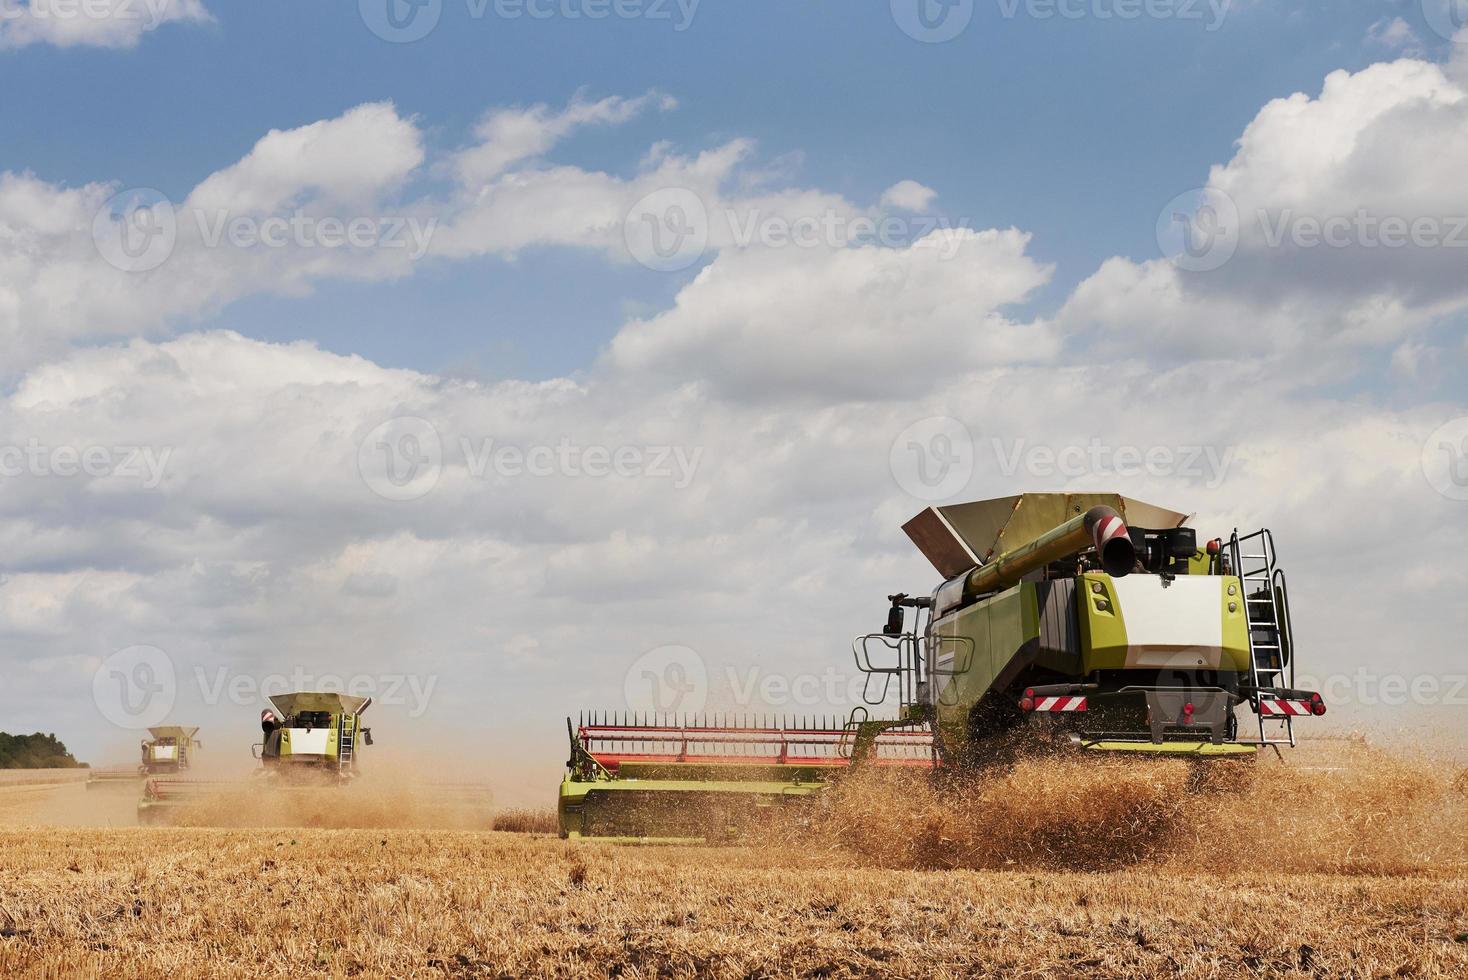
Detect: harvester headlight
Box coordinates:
(1090, 581, 1103, 594)
(1228, 601, 1237, 613)
(1095, 599, 1111, 612)
(1227, 584, 1237, 596)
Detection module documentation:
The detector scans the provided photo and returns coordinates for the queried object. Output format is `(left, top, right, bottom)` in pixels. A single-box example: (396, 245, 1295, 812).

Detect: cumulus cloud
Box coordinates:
(1064, 59, 1468, 359)
(0, 0, 211, 50)
(605, 227, 1057, 399)
(2, 94, 992, 379)
(879, 180, 938, 212)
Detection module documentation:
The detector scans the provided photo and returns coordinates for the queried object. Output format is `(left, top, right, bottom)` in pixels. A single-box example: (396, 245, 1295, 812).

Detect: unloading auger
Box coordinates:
(559, 492, 1325, 841)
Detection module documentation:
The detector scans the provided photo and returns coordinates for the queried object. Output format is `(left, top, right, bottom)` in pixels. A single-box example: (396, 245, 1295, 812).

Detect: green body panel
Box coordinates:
(930, 583, 1038, 755)
(1219, 578, 1251, 672)
(558, 774, 826, 842)
(1078, 573, 1129, 671)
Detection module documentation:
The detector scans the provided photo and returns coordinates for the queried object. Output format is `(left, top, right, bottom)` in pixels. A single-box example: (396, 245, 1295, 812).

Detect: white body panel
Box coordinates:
(150, 745, 177, 761)
(1111, 576, 1224, 669)
(286, 728, 332, 755)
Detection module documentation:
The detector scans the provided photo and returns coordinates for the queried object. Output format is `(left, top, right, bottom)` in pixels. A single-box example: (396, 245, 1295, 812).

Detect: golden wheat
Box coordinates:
(0, 741, 1462, 978)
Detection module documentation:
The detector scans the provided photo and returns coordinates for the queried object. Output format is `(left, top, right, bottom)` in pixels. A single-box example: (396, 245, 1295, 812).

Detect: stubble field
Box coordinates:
(0, 741, 1464, 978)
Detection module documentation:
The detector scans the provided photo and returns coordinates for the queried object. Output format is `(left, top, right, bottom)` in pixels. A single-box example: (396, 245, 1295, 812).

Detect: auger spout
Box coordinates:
(963, 505, 1133, 600)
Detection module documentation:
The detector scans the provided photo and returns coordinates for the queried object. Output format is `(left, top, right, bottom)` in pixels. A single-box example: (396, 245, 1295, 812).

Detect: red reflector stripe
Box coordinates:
(1260, 699, 1313, 717)
(1033, 696, 1087, 712)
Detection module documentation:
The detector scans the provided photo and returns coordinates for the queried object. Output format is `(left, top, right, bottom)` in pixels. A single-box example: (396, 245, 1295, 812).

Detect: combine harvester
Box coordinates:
(140, 692, 491, 825)
(560, 492, 1326, 840)
(89, 725, 202, 789)
(253, 692, 374, 780)
(138, 693, 372, 824)
(140, 726, 201, 774)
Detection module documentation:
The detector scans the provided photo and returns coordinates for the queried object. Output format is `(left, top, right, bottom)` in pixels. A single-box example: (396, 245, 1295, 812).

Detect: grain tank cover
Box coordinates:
(145, 726, 199, 740)
(903, 492, 1189, 578)
(267, 693, 372, 719)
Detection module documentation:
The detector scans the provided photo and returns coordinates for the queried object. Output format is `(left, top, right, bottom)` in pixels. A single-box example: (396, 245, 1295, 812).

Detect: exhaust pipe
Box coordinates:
(963, 505, 1135, 599)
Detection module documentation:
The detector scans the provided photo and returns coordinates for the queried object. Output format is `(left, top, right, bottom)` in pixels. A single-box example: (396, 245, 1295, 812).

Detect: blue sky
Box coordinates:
(2, 0, 1443, 378)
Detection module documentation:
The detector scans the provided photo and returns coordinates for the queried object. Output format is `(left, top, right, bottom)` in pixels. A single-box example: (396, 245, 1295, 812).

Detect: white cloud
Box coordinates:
(1365, 17, 1421, 56)
(0, 0, 210, 50)
(879, 180, 937, 212)
(451, 91, 676, 187)
(605, 227, 1057, 399)
(188, 102, 425, 215)
(1065, 58, 1468, 360)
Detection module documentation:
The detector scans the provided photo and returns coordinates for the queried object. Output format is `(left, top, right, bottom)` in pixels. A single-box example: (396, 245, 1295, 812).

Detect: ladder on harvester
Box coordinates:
(338, 717, 355, 771)
(1227, 528, 1297, 746)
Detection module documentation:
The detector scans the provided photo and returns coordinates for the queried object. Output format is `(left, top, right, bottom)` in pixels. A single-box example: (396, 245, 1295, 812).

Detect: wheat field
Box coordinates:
(0, 741, 1464, 978)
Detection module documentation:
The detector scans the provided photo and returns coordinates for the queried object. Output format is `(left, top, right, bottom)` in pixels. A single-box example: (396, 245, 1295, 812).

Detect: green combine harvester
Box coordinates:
(253, 692, 374, 779)
(89, 725, 202, 790)
(140, 725, 201, 774)
(138, 693, 374, 824)
(560, 492, 1325, 841)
